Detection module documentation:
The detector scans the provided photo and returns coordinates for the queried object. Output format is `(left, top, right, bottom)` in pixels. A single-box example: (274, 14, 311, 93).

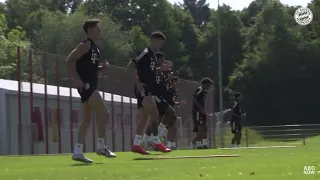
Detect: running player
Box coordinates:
(67, 19, 116, 163)
(127, 32, 171, 155)
(142, 52, 168, 148)
(164, 76, 180, 149)
(142, 53, 178, 149)
(230, 92, 243, 148)
(189, 77, 213, 149)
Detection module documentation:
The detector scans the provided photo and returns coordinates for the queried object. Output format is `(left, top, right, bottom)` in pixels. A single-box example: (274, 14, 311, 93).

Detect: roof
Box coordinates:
(0, 79, 137, 104)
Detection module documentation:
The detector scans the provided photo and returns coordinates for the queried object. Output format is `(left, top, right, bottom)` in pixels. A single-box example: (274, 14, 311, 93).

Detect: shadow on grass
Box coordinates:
(70, 162, 104, 166)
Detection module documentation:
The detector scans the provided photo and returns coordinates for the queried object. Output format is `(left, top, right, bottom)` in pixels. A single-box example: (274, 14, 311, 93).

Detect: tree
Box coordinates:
(0, 13, 30, 80)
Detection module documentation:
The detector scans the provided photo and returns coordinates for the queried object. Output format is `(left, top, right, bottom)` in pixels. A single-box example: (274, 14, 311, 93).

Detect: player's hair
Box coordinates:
(150, 31, 166, 40)
(235, 92, 242, 98)
(155, 52, 165, 59)
(201, 77, 213, 84)
(83, 19, 100, 34)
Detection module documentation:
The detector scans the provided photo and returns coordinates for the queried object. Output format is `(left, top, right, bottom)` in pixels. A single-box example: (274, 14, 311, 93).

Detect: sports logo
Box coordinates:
(294, 7, 313, 26)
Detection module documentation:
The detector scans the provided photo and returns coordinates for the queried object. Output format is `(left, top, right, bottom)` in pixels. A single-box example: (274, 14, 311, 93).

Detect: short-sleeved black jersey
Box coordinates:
(132, 47, 157, 86)
(192, 86, 207, 112)
(76, 38, 100, 87)
(231, 101, 242, 122)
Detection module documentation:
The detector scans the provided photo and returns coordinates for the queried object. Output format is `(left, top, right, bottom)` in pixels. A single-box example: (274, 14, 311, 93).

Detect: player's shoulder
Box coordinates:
(196, 86, 203, 92)
(233, 101, 239, 108)
(77, 41, 91, 52)
(136, 48, 149, 58)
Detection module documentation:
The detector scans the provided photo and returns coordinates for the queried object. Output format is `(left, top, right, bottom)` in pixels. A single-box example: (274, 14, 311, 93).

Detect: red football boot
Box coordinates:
(132, 145, 150, 155)
(153, 143, 171, 153)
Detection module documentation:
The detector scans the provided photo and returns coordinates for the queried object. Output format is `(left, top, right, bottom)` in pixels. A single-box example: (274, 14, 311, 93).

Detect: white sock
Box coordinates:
(172, 142, 176, 147)
(188, 142, 194, 149)
(133, 134, 142, 146)
(97, 138, 105, 149)
(74, 143, 83, 154)
(158, 123, 167, 133)
(152, 135, 161, 144)
(143, 134, 150, 141)
(203, 139, 208, 146)
(196, 141, 202, 148)
(159, 123, 166, 129)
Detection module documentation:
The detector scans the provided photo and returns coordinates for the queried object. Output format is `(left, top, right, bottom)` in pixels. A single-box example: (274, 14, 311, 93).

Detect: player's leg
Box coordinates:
(142, 124, 152, 148)
(188, 112, 200, 149)
(142, 114, 164, 150)
(235, 124, 242, 147)
(72, 89, 94, 163)
(132, 97, 150, 154)
(231, 121, 237, 147)
(87, 90, 116, 157)
(201, 115, 209, 149)
(163, 105, 178, 149)
(159, 105, 176, 138)
(166, 123, 177, 149)
(145, 95, 171, 152)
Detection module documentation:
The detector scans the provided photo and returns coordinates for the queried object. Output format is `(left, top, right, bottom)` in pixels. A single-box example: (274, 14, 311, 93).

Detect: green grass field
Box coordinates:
(0, 137, 319, 180)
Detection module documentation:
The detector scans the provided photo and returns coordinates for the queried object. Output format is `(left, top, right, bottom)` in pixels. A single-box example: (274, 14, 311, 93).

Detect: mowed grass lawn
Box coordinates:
(0, 137, 319, 180)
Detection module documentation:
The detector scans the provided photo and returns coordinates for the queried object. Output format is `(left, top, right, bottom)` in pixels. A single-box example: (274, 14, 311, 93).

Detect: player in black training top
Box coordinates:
(164, 76, 180, 149)
(141, 52, 178, 149)
(189, 77, 213, 149)
(126, 32, 172, 155)
(66, 19, 115, 163)
(230, 92, 243, 148)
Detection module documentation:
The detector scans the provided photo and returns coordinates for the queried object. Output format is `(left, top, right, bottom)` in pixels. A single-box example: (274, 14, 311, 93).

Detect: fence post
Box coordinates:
(245, 127, 249, 147)
(68, 73, 74, 153)
(16, 46, 22, 155)
(111, 94, 115, 152)
(42, 53, 49, 154)
(55, 57, 62, 154)
(28, 50, 34, 154)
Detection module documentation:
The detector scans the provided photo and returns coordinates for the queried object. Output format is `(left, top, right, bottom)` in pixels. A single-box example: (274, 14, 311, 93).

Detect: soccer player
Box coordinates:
(164, 76, 180, 149)
(230, 92, 243, 148)
(67, 19, 116, 163)
(142, 53, 178, 149)
(127, 32, 172, 155)
(142, 52, 167, 148)
(189, 78, 213, 149)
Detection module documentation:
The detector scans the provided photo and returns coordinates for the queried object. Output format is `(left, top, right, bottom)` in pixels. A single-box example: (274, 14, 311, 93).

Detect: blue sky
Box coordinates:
(168, 0, 310, 10)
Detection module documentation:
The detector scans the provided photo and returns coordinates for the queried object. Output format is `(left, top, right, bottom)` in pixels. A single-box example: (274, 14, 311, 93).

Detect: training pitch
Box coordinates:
(0, 142, 319, 180)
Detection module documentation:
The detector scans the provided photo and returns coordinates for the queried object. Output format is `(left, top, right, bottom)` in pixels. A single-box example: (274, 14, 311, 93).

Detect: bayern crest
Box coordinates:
(294, 7, 313, 26)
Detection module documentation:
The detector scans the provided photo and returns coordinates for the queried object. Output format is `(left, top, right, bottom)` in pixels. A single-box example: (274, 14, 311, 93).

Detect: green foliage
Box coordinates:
(0, 13, 29, 79)
(0, 0, 319, 125)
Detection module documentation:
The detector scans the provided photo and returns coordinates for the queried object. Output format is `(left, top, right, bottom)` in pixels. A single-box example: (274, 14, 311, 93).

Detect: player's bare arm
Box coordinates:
(127, 59, 145, 92)
(66, 42, 90, 81)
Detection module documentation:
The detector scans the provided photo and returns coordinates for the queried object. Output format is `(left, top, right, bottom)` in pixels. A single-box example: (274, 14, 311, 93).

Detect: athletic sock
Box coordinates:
(97, 138, 105, 149)
(196, 141, 202, 148)
(133, 134, 142, 146)
(143, 134, 150, 141)
(74, 143, 83, 154)
(152, 135, 161, 144)
(202, 139, 208, 146)
(158, 123, 167, 134)
(172, 142, 176, 148)
(188, 142, 194, 149)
